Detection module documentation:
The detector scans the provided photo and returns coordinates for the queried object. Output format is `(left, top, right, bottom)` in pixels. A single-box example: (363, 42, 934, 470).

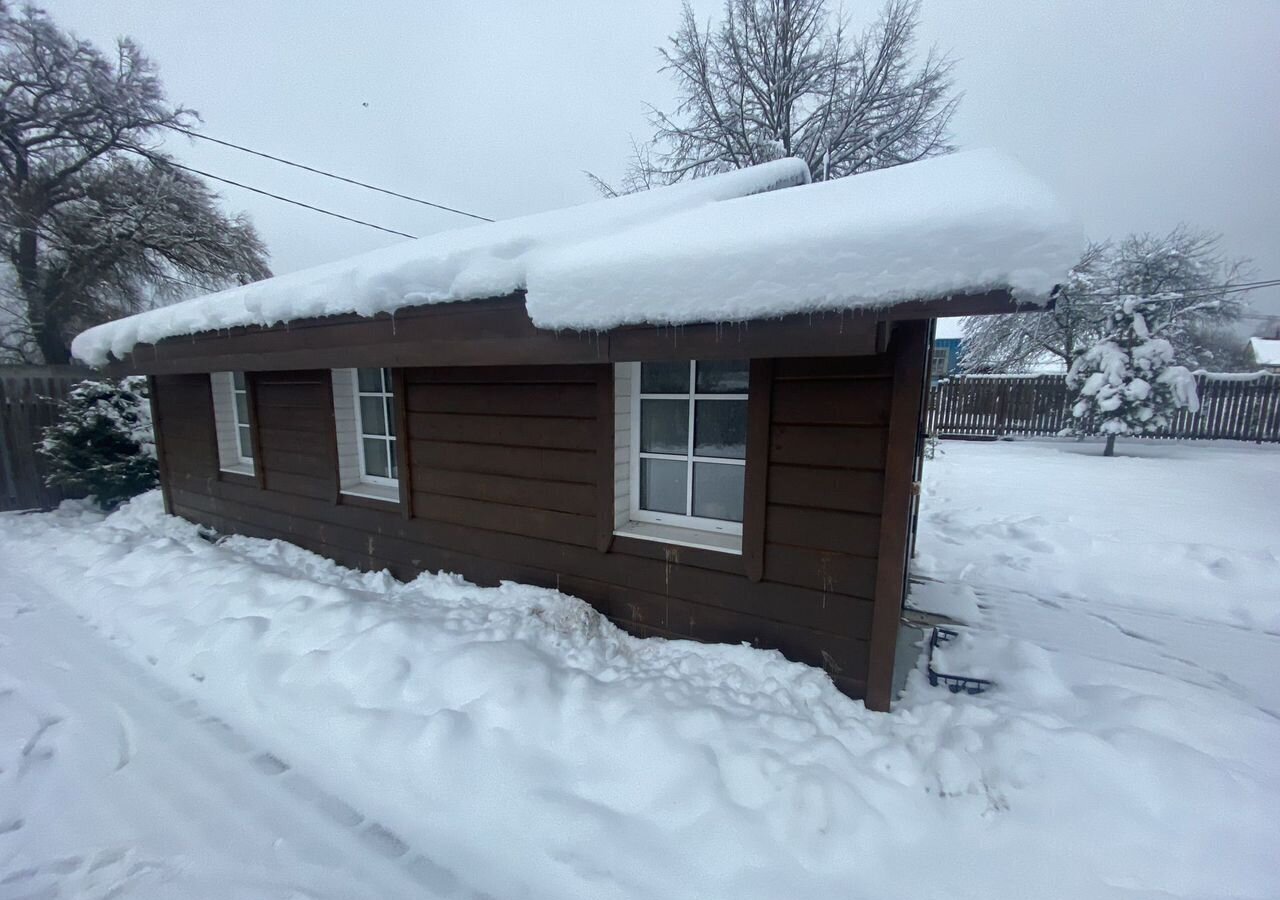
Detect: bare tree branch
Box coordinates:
(604, 0, 957, 193)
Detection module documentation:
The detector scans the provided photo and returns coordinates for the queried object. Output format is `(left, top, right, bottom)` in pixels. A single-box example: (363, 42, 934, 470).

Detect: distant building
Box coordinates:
(1246, 337, 1280, 373)
(930, 317, 965, 379)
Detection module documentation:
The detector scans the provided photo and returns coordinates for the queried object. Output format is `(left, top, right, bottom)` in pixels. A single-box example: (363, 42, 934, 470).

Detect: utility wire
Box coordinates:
(164, 124, 494, 223)
(153, 157, 419, 239)
(14, 115, 427, 239)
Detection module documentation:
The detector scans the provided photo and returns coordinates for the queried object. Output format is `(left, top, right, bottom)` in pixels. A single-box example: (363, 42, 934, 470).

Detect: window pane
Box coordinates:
(696, 360, 749, 394)
(694, 400, 746, 459)
(640, 399, 689, 454)
(232, 371, 246, 391)
(693, 462, 744, 522)
(238, 425, 253, 459)
(640, 457, 687, 514)
(385, 396, 396, 437)
(380, 368, 393, 392)
(388, 439, 398, 479)
(234, 392, 249, 425)
(360, 396, 387, 435)
(357, 368, 383, 393)
(640, 361, 690, 394)
(363, 438, 389, 477)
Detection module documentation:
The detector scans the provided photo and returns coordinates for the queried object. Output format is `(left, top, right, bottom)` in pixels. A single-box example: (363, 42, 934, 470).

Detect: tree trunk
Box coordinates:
(1104, 434, 1117, 457)
(34, 320, 72, 364)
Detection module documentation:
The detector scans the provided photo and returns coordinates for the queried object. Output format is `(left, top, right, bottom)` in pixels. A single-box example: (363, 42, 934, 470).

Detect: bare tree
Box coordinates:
(0, 4, 269, 363)
(962, 227, 1251, 373)
(598, 0, 958, 192)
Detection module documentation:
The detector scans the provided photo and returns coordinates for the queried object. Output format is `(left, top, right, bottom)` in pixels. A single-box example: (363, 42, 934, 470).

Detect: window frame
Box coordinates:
(350, 367, 399, 490)
(627, 360, 747, 537)
(211, 370, 255, 476)
(230, 371, 253, 466)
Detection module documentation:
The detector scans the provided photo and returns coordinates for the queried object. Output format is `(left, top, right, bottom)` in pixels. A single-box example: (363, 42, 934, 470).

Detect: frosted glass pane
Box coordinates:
(640, 361, 689, 394)
(357, 368, 383, 393)
(640, 399, 689, 454)
(696, 360, 748, 393)
(640, 458, 687, 514)
(360, 396, 386, 435)
(363, 438, 389, 477)
(693, 463, 744, 522)
(694, 400, 746, 459)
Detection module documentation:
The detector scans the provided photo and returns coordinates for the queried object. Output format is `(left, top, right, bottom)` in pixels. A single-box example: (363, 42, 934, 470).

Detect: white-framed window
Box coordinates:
(211, 371, 254, 474)
(331, 368, 399, 502)
(614, 360, 748, 553)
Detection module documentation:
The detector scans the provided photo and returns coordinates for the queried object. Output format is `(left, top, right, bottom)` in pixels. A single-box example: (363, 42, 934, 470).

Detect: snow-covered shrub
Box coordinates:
(39, 376, 158, 508)
(1066, 295, 1200, 456)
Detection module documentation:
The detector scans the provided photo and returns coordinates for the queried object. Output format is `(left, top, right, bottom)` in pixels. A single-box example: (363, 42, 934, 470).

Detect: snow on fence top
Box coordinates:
(1249, 338, 1280, 367)
(72, 150, 1082, 365)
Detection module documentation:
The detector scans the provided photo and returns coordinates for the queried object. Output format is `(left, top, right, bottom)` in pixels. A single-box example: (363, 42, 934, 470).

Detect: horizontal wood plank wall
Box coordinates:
(154, 352, 897, 702)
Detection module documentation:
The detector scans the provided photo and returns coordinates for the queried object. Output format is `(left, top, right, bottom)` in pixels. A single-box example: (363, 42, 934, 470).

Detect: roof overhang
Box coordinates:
(105, 288, 1043, 377)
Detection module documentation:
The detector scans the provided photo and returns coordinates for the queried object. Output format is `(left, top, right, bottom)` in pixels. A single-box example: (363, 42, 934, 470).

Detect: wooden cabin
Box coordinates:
(75, 152, 1080, 710)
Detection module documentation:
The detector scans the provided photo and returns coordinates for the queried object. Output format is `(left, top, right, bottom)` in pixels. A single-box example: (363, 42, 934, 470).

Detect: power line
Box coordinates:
(165, 124, 494, 223)
(153, 157, 419, 239)
(15, 114, 428, 240)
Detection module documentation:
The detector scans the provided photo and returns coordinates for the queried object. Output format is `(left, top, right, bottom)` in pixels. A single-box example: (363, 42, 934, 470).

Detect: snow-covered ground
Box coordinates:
(1, 439, 1277, 899)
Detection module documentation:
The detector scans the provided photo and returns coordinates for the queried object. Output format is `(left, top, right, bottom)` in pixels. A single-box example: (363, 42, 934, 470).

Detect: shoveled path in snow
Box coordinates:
(916, 578, 1280, 721)
(0, 582, 480, 900)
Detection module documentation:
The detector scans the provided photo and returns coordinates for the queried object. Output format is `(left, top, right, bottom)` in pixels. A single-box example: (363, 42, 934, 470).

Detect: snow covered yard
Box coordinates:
(0, 439, 1277, 900)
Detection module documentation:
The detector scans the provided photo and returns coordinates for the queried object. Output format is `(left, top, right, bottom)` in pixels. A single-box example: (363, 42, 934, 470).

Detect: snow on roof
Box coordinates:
(72, 150, 1082, 365)
(1249, 337, 1280, 366)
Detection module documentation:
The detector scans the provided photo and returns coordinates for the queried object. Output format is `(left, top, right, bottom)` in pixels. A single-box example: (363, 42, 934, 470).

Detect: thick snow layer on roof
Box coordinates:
(72, 150, 1081, 365)
(527, 151, 1081, 330)
(1249, 337, 1280, 365)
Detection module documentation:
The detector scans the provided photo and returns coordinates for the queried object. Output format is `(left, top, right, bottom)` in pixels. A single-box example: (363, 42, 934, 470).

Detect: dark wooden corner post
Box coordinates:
(146, 375, 174, 515)
(864, 320, 930, 712)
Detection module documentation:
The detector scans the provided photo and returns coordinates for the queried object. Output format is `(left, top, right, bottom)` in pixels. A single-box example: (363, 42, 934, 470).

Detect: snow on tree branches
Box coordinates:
(962, 227, 1252, 374)
(1066, 295, 1201, 456)
(39, 376, 157, 508)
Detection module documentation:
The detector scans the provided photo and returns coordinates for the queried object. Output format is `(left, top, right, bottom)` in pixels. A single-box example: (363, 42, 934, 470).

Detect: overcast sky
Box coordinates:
(39, 0, 1280, 323)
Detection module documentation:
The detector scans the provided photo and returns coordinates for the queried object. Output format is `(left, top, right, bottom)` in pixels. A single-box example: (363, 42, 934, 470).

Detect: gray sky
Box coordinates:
(40, 0, 1280, 323)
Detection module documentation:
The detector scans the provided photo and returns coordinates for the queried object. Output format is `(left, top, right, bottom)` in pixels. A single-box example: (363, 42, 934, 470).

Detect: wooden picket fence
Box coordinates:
(0, 366, 92, 511)
(928, 372, 1280, 443)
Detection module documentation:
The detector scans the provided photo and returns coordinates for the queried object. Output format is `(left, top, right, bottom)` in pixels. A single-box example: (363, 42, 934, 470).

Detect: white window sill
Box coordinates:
(614, 521, 742, 555)
(219, 462, 255, 477)
(340, 482, 400, 503)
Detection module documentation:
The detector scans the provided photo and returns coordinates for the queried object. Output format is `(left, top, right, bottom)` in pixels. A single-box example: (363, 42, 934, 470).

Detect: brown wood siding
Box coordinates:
(152, 339, 923, 704)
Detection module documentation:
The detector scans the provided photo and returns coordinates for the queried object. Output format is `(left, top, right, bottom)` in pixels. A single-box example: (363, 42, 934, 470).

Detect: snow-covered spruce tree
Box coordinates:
(1065, 296, 1201, 457)
(39, 376, 157, 508)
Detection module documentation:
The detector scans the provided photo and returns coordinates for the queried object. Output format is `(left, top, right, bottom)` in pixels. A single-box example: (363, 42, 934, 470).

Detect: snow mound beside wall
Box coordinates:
(1, 492, 1276, 900)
